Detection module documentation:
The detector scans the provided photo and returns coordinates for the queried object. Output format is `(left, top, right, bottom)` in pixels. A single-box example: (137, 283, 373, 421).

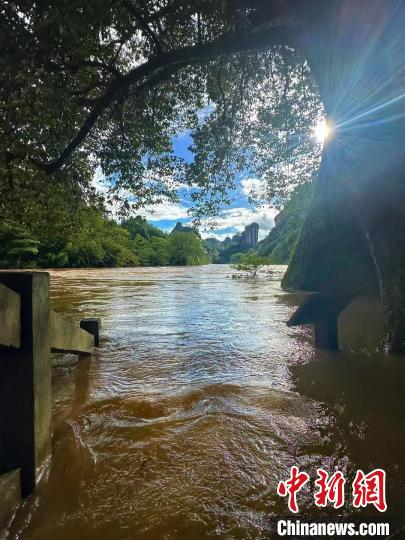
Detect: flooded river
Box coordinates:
(6, 266, 405, 539)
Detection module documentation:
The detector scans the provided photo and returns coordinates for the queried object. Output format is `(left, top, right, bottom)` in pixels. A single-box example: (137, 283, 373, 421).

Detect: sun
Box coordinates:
(314, 118, 332, 143)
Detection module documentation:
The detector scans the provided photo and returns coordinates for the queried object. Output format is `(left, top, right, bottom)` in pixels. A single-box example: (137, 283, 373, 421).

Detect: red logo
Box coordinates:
(277, 467, 387, 513)
(314, 468, 346, 509)
(277, 466, 310, 513)
(352, 469, 387, 512)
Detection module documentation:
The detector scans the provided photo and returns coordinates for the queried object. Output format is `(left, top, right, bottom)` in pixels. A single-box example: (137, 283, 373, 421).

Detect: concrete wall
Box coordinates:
(0, 272, 52, 496)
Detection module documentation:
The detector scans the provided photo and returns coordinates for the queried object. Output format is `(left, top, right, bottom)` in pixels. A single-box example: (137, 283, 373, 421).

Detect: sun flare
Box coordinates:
(314, 118, 332, 143)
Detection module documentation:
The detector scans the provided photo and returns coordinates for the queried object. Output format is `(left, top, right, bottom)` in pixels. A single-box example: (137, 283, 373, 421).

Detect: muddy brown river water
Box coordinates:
(5, 265, 405, 539)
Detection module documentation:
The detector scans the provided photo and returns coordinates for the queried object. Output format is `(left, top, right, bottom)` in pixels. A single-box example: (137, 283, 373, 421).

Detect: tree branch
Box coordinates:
(123, 0, 163, 53)
(47, 59, 123, 78)
(35, 24, 290, 175)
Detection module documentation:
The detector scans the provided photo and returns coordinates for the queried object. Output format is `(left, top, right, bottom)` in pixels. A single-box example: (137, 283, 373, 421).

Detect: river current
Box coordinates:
(6, 265, 405, 539)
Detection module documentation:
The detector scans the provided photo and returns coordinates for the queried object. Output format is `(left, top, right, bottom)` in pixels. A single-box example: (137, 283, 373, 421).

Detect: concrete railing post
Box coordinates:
(314, 316, 339, 350)
(0, 272, 52, 496)
(80, 318, 101, 347)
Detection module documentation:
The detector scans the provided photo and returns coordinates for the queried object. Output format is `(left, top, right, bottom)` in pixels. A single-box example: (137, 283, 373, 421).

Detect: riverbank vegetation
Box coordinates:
(258, 183, 313, 264)
(0, 182, 312, 269)
(0, 216, 208, 269)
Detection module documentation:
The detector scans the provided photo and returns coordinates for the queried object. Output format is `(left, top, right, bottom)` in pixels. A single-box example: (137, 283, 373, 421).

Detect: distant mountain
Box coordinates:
(204, 223, 260, 263)
(202, 184, 313, 265)
(171, 222, 201, 238)
(257, 182, 313, 264)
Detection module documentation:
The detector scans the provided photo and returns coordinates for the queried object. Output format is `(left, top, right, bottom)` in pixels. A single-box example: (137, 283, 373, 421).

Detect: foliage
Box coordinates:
(0, 228, 40, 268)
(0, 1, 322, 225)
(122, 216, 165, 240)
(203, 236, 221, 262)
(62, 216, 140, 267)
(168, 232, 208, 266)
(149, 237, 171, 265)
(0, 211, 210, 269)
(189, 49, 322, 222)
(258, 183, 313, 264)
(231, 252, 271, 278)
(230, 252, 245, 264)
(0, 213, 139, 269)
(0, 166, 105, 242)
(122, 219, 208, 266)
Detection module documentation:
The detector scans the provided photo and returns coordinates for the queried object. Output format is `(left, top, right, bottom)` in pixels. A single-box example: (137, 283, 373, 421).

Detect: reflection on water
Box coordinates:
(6, 266, 405, 539)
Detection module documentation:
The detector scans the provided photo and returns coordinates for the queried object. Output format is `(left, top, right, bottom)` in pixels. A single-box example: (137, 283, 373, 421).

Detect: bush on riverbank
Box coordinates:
(231, 252, 272, 278)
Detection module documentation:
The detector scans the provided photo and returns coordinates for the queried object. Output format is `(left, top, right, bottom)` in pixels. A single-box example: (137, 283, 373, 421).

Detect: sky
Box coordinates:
(94, 127, 279, 242)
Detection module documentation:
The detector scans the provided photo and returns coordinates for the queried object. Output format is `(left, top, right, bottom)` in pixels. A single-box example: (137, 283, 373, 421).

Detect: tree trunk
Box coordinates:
(380, 264, 405, 354)
(364, 172, 405, 353)
(285, 0, 405, 352)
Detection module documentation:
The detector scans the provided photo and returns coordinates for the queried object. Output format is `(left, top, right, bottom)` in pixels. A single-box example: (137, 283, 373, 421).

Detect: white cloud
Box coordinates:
(174, 128, 191, 140)
(139, 201, 190, 221)
(92, 166, 109, 194)
(173, 181, 200, 191)
(196, 103, 216, 123)
(200, 231, 234, 241)
(92, 167, 190, 222)
(240, 177, 266, 199)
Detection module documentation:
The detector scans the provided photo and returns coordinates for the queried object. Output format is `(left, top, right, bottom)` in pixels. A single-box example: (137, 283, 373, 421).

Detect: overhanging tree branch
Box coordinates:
(35, 24, 290, 175)
(123, 0, 163, 53)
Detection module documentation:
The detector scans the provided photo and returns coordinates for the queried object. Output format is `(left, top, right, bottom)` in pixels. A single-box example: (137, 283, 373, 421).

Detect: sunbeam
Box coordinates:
(314, 118, 332, 144)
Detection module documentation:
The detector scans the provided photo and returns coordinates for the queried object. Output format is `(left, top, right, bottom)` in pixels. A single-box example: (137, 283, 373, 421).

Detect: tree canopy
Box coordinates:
(1, 0, 323, 230)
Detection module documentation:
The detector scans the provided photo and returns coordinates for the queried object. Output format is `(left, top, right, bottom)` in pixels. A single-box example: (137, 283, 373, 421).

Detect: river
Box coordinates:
(6, 265, 405, 539)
